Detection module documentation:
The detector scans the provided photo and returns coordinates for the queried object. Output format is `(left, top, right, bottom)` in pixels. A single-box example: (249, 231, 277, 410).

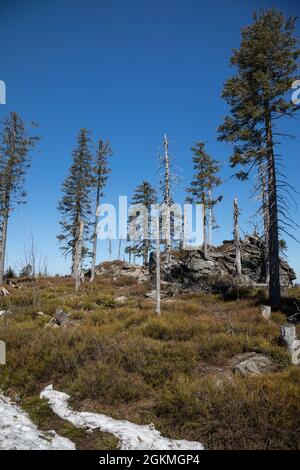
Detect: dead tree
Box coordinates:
(208, 189, 212, 248)
(162, 134, 171, 269)
(233, 198, 242, 277)
(109, 237, 112, 260)
(155, 236, 161, 316)
(118, 239, 122, 260)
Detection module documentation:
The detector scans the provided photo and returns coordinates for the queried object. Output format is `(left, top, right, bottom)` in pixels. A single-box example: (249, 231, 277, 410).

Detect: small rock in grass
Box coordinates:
(114, 296, 127, 305)
(45, 308, 79, 328)
(260, 305, 271, 321)
(232, 352, 275, 376)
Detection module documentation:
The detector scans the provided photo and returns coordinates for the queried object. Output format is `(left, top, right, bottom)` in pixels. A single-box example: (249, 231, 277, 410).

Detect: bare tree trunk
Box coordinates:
(109, 238, 112, 260)
(260, 165, 270, 285)
(163, 134, 171, 272)
(143, 239, 149, 267)
(233, 198, 242, 277)
(265, 110, 281, 308)
(90, 202, 100, 283)
(202, 203, 208, 260)
(0, 215, 8, 284)
(208, 189, 212, 249)
(74, 220, 84, 292)
(155, 237, 161, 316)
(118, 239, 122, 260)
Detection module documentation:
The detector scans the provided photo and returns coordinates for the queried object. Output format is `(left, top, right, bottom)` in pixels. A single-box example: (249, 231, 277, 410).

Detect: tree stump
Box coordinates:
(261, 305, 271, 321)
(279, 324, 300, 365)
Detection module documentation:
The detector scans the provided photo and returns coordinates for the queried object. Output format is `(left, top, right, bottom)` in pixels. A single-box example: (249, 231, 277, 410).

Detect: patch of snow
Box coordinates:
(0, 393, 75, 450)
(41, 385, 204, 450)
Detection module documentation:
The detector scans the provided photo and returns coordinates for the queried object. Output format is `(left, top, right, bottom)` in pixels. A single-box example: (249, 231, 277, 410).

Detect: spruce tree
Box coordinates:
(218, 9, 299, 307)
(90, 139, 112, 282)
(129, 181, 157, 267)
(0, 112, 39, 283)
(186, 142, 222, 259)
(57, 128, 93, 289)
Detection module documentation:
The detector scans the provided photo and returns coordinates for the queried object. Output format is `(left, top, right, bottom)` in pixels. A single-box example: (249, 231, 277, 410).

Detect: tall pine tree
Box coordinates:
(0, 112, 39, 283)
(186, 142, 222, 259)
(90, 139, 112, 282)
(57, 128, 93, 289)
(218, 9, 299, 307)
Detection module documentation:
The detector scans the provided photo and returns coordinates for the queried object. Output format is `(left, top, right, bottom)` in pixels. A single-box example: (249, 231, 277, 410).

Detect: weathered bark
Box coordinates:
(163, 134, 171, 271)
(208, 189, 212, 249)
(143, 239, 149, 268)
(233, 197, 242, 277)
(73, 220, 84, 292)
(0, 286, 10, 296)
(155, 237, 161, 316)
(90, 202, 100, 283)
(265, 110, 281, 308)
(0, 215, 8, 284)
(0, 185, 10, 284)
(202, 203, 208, 260)
(109, 238, 112, 260)
(260, 164, 270, 284)
(118, 239, 122, 260)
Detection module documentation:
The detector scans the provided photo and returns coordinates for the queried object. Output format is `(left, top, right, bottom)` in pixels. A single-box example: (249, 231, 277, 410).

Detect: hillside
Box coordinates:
(0, 271, 300, 450)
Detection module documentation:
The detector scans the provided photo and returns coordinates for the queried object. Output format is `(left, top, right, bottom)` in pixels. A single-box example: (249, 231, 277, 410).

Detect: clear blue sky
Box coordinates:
(1, 0, 299, 277)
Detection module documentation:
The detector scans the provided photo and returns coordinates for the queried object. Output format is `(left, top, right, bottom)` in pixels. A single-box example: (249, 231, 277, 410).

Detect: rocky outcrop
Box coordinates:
(149, 234, 296, 287)
(93, 260, 148, 283)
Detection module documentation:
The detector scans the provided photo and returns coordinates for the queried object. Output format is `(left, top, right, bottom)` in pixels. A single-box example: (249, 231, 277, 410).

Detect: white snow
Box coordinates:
(0, 393, 75, 450)
(41, 385, 204, 450)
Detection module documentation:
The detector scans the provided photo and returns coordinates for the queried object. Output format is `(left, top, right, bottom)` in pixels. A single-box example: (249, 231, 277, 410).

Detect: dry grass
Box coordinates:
(0, 277, 299, 449)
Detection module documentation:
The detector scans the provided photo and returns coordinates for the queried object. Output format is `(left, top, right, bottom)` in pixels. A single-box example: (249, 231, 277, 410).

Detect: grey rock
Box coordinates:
(46, 308, 78, 328)
(145, 290, 167, 300)
(261, 305, 271, 321)
(232, 352, 275, 376)
(114, 295, 127, 305)
(93, 261, 149, 283)
(279, 324, 300, 365)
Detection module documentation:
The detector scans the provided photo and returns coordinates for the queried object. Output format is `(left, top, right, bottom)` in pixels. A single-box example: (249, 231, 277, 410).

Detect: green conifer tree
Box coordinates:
(0, 112, 39, 283)
(186, 142, 222, 259)
(129, 181, 157, 267)
(90, 139, 112, 282)
(218, 9, 299, 307)
(57, 128, 93, 289)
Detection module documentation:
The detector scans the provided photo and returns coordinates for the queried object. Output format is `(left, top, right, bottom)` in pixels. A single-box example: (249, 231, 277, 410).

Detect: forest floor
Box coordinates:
(0, 270, 299, 450)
